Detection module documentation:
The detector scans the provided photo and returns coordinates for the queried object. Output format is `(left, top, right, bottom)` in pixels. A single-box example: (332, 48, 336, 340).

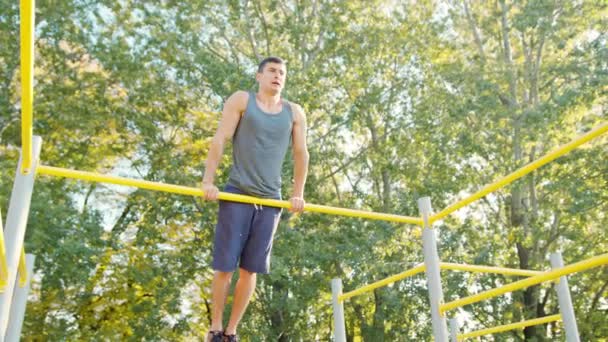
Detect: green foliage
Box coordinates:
(0, 0, 606, 340)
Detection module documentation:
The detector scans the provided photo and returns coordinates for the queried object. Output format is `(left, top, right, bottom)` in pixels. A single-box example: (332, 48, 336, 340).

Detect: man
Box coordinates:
(201, 56, 309, 342)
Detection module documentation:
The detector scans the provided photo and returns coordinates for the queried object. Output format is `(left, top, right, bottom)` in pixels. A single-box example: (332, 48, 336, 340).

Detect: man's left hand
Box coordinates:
(289, 196, 305, 213)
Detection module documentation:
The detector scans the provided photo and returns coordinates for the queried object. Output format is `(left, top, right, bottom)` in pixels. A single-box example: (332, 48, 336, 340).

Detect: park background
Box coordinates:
(1, 1, 607, 341)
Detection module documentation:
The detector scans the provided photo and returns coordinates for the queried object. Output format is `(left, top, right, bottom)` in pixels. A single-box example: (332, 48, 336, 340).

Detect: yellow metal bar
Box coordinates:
(430, 123, 608, 224)
(20, 0, 35, 174)
(339, 264, 426, 302)
(18, 248, 27, 287)
(440, 262, 543, 277)
(441, 253, 608, 314)
(458, 314, 561, 341)
(37, 165, 423, 225)
(0, 212, 7, 292)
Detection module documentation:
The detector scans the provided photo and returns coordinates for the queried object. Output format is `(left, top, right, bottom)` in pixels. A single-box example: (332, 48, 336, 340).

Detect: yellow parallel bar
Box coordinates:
(37, 165, 423, 225)
(458, 314, 561, 341)
(18, 248, 27, 287)
(20, 0, 35, 174)
(440, 262, 543, 277)
(430, 123, 608, 224)
(441, 253, 608, 314)
(337, 261, 538, 302)
(0, 212, 7, 292)
(339, 264, 426, 302)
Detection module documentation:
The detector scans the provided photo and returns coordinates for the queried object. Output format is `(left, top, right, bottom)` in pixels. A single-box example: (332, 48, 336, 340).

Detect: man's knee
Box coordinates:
(214, 270, 234, 283)
(239, 267, 256, 280)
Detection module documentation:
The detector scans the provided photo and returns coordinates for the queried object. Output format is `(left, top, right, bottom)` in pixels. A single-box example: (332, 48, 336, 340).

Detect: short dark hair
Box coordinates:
(257, 56, 285, 73)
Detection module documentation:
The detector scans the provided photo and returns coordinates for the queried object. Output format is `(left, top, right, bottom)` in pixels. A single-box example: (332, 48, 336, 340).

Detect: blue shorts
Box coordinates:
(212, 185, 282, 274)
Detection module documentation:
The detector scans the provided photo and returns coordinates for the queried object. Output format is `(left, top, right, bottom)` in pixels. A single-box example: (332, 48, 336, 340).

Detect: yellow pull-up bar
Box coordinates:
(20, 0, 35, 174)
(36, 165, 423, 225)
(458, 314, 561, 341)
(338, 262, 543, 302)
(430, 123, 608, 224)
(0, 213, 29, 291)
(0, 212, 7, 291)
(440, 262, 542, 277)
(441, 253, 608, 314)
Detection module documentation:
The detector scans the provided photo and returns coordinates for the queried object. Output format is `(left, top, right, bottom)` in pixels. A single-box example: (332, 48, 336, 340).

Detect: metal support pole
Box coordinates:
(331, 278, 347, 342)
(0, 136, 41, 339)
(550, 252, 580, 342)
(449, 317, 459, 342)
(419, 197, 449, 341)
(5, 254, 35, 342)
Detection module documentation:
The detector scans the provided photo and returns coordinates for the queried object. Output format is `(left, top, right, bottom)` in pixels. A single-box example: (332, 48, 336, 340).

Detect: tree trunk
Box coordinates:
(371, 289, 385, 341)
(500, 1, 544, 340)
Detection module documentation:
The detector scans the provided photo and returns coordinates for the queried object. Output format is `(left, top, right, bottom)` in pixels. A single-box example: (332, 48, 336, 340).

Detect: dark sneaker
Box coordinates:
(207, 331, 224, 342)
(223, 333, 238, 342)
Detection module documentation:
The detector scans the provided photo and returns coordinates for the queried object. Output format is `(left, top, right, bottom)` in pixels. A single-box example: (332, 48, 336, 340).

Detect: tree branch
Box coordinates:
(462, 0, 486, 64)
(591, 278, 608, 311)
(252, 0, 271, 55)
(499, 0, 518, 107)
(244, 0, 262, 61)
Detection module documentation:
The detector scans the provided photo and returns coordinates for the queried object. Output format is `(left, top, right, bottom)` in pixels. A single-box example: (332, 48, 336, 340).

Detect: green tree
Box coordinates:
(1, 1, 605, 340)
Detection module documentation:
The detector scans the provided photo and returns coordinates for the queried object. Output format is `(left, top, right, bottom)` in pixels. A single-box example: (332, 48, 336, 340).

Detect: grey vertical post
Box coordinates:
(419, 197, 448, 341)
(550, 252, 580, 342)
(0, 136, 41, 339)
(6, 254, 35, 342)
(331, 278, 347, 342)
(449, 317, 459, 342)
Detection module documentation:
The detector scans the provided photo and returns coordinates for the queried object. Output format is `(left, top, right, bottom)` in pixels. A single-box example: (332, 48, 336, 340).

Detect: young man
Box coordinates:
(201, 57, 309, 342)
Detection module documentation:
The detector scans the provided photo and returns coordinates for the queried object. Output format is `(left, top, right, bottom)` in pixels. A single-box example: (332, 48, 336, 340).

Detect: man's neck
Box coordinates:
(256, 89, 281, 106)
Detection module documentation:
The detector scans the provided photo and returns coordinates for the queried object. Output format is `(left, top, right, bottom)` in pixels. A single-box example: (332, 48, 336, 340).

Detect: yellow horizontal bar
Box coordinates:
(430, 123, 608, 224)
(37, 165, 423, 225)
(458, 314, 561, 340)
(18, 248, 27, 287)
(441, 253, 608, 314)
(440, 262, 543, 277)
(339, 264, 426, 302)
(20, 0, 35, 174)
(0, 212, 7, 292)
(337, 261, 541, 302)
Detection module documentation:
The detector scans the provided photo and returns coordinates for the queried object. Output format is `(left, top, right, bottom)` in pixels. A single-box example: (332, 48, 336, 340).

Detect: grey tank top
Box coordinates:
(227, 92, 294, 199)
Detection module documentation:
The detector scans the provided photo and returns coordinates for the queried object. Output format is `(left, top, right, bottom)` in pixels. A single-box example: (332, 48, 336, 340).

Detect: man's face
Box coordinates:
(256, 62, 286, 93)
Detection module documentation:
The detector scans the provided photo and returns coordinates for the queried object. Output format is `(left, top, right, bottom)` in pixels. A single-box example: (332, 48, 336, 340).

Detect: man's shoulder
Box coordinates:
(225, 90, 250, 111)
(285, 100, 304, 115)
(229, 90, 250, 102)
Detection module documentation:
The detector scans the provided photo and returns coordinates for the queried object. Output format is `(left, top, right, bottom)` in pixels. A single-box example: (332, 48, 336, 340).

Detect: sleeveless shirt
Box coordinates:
(227, 91, 294, 199)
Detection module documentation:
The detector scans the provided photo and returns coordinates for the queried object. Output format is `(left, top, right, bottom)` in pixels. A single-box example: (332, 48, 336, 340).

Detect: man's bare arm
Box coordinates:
(290, 104, 310, 212)
(202, 91, 248, 200)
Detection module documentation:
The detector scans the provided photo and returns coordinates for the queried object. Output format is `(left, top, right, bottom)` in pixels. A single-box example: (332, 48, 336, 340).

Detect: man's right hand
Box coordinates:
(202, 182, 220, 201)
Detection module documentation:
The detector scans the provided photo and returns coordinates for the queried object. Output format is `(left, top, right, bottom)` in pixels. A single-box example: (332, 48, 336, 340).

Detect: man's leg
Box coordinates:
(224, 206, 281, 335)
(224, 268, 257, 335)
(210, 190, 255, 334)
(210, 270, 233, 331)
